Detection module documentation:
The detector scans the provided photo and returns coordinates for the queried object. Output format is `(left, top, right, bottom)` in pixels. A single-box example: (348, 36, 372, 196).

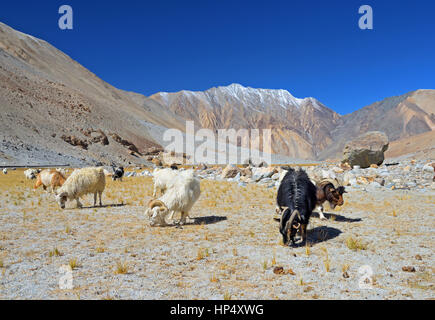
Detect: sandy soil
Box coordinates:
(0, 169, 433, 300)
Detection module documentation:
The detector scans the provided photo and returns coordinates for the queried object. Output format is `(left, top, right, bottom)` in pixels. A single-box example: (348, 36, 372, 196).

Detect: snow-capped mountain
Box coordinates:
(148, 83, 341, 159)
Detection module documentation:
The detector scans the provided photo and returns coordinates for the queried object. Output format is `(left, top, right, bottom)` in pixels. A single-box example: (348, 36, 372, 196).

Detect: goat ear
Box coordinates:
(336, 186, 345, 194)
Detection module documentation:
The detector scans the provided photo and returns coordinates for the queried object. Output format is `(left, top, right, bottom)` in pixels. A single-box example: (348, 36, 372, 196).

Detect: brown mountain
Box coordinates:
(0, 22, 171, 166)
(0, 22, 433, 165)
(318, 90, 435, 160)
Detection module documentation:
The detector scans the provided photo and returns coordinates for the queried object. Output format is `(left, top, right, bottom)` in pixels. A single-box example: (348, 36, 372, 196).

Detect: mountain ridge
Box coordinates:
(0, 21, 434, 165)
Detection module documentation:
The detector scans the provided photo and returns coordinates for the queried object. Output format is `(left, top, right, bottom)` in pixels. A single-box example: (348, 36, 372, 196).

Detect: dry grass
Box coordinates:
(345, 236, 367, 251)
(49, 247, 63, 257)
(0, 168, 433, 300)
(68, 258, 80, 270)
(115, 261, 129, 275)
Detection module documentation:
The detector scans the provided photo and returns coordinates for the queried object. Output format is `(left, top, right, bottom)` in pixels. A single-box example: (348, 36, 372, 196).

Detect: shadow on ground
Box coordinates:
(309, 226, 342, 245)
(78, 203, 126, 209)
(311, 212, 362, 223)
(191, 216, 228, 225)
(289, 226, 343, 247)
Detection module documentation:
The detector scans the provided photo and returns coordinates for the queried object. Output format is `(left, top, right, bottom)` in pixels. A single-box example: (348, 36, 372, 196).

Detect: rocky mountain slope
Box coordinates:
(146, 84, 341, 159)
(318, 90, 435, 160)
(0, 21, 434, 165)
(0, 22, 168, 166)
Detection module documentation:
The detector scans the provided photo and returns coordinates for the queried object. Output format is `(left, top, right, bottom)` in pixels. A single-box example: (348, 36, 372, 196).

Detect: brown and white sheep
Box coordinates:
(54, 167, 105, 209)
(34, 169, 66, 193)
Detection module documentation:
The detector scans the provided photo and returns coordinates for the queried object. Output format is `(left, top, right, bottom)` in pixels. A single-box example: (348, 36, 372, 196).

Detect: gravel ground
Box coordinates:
(0, 169, 433, 300)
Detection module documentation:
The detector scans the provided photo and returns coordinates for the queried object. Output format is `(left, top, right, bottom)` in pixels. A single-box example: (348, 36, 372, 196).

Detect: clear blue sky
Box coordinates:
(1, 0, 434, 114)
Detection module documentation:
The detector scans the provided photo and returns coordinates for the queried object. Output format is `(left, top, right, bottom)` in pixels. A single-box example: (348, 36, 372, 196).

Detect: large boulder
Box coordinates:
(342, 131, 389, 169)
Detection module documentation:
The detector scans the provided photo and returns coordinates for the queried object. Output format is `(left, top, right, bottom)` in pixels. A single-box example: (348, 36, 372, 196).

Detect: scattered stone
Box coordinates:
(402, 266, 416, 272)
(273, 266, 285, 275)
(221, 164, 240, 179)
(343, 271, 350, 279)
(423, 164, 435, 173)
(152, 158, 163, 167)
(61, 135, 88, 150)
(415, 255, 422, 261)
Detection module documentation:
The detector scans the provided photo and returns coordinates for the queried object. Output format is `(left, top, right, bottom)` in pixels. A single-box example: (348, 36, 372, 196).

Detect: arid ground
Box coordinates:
(0, 169, 433, 300)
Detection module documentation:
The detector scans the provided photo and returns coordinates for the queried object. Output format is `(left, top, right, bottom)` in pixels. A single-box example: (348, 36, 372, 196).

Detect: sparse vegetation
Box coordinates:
(0, 168, 433, 299)
(345, 236, 367, 251)
(69, 258, 80, 270)
(115, 261, 129, 274)
(49, 247, 63, 257)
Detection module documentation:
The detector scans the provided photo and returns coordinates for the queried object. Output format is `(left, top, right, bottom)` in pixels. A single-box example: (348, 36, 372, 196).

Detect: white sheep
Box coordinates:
(54, 167, 105, 209)
(146, 169, 201, 226)
(56, 168, 68, 176)
(2, 168, 7, 174)
(152, 167, 179, 197)
(24, 169, 39, 180)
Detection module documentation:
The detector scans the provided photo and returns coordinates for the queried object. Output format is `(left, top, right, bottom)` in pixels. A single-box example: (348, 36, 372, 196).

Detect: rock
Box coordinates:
(197, 163, 208, 171)
(402, 266, 416, 272)
(369, 182, 382, 188)
(221, 164, 240, 179)
(415, 255, 422, 261)
(255, 160, 269, 168)
(234, 172, 241, 182)
(374, 178, 385, 186)
(342, 271, 350, 279)
(239, 167, 252, 178)
(332, 167, 344, 174)
(370, 164, 378, 169)
(406, 182, 417, 188)
(145, 146, 164, 156)
(271, 173, 280, 180)
(252, 167, 276, 179)
(241, 158, 253, 168)
(152, 158, 163, 167)
(340, 162, 352, 171)
(342, 131, 389, 169)
(356, 176, 369, 185)
(423, 164, 435, 173)
(273, 266, 285, 275)
(343, 172, 355, 186)
(61, 135, 88, 150)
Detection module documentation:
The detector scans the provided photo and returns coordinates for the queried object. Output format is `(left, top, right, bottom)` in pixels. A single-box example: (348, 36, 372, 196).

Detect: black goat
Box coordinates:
(112, 166, 124, 181)
(277, 168, 317, 245)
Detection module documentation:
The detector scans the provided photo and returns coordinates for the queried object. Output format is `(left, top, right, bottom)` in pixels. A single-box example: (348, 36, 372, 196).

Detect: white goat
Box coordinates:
(146, 169, 201, 226)
(55, 167, 105, 209)
(152, 167, 179, 197)
(2, 168, 7, 174)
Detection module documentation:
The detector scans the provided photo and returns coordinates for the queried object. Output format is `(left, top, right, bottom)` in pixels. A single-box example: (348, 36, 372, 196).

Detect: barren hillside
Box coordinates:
(0, 21, 434, 165)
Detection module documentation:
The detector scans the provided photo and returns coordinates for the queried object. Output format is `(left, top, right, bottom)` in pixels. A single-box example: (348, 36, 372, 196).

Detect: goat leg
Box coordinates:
(318, 205, 327, 220)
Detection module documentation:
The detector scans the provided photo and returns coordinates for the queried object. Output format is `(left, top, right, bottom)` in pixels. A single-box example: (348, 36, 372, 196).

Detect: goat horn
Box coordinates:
(288, 209, 301, 231)
(319, 178, 341, 189)
(148, 199, 168, 211)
